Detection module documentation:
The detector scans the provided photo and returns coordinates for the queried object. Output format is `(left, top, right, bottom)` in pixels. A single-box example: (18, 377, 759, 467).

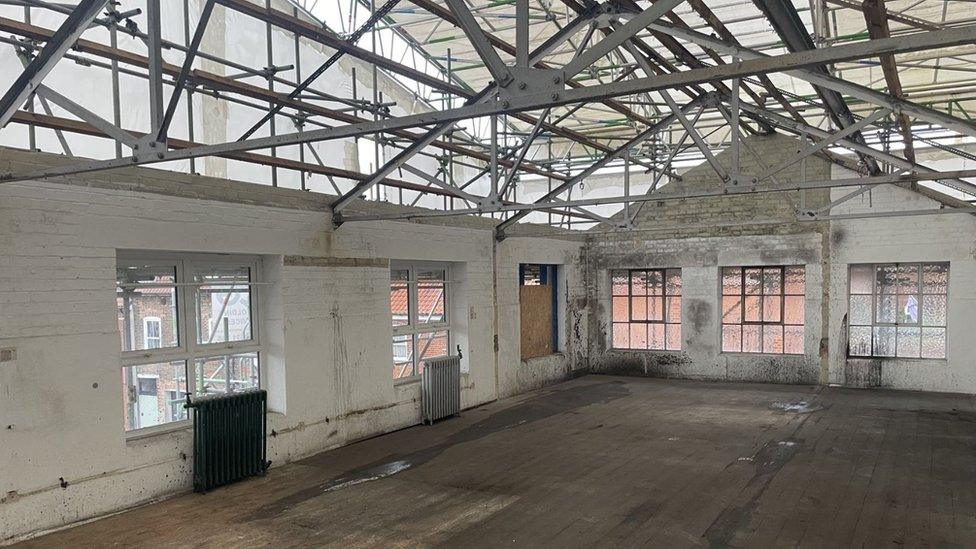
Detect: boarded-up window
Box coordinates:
(520, 264, 558, 360)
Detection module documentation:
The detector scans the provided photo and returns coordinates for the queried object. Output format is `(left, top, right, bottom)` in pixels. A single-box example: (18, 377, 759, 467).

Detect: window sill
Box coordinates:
(394, 375, 421, 386)
(124, 420, 192, 442)
(608, 348, 683, 354)
(720, 352, 805, 358)
(848, 356, 948, 362)
(394, 370, 470, 387)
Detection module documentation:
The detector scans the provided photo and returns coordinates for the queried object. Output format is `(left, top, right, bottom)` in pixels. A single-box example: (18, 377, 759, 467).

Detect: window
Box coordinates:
(390, 263, 450, 379)
(721, 266, 805, 355)
(143, 317, 162, 349)
(847, 263, 948, 359)
(519, 264, 559, 359)
(117, 254, 262, 432)
(611, 269, 682, 351)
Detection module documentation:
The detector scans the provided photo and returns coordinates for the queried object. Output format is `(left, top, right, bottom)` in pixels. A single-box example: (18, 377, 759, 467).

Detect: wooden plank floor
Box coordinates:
(14, 376, 976, 548)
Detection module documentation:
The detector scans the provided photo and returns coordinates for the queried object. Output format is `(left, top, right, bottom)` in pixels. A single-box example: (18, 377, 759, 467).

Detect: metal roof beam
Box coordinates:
(753, 0, 882, 174)
(0, 0, 109, 128)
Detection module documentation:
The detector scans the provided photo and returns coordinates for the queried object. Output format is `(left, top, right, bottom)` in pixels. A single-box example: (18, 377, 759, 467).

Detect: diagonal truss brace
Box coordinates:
(0, 0, 109, 128)
(5, 25, 976, 187)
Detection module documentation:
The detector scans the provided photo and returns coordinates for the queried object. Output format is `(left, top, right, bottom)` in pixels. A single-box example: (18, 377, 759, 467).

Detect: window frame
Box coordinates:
(117, 252, 263, 436)
(720, 265, 805, 355)
(846, 262, 949, 359)
(519, 263, 560, 354)
(142, 316, 162, 350)
(610, 268, 682, 352)
(390, 261, 451, 381)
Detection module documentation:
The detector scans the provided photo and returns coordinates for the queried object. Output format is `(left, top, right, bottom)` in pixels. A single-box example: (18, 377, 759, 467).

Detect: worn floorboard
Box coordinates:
(14, 376, 976, 548)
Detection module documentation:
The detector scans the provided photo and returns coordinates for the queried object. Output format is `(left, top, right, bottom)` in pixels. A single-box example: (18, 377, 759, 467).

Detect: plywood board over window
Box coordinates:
(521, 284, 554, 360)
(519, 264, 558, 360)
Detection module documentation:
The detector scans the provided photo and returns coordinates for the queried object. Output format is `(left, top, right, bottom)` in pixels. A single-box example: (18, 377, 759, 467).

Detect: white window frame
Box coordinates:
(117, 251, 263, 437)
(143, 316, 162, 349)
(390, 261, 451, 381)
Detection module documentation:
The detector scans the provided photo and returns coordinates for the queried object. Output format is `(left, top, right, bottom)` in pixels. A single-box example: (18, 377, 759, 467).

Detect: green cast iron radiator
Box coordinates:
(187, 390, 269, 492)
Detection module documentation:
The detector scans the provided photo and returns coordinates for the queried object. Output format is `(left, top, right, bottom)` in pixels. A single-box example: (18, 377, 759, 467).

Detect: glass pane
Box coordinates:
(784, 296, 805, 325)
(897, 294, 920, 325)
(873, 326, 896, 357)
(194, 265, 252, 345)
(117, 264, 179, 352)
(417, 330, 449, 375)
(876, 294, 896, 324)
(666, 270, 682, 296)
(849, 326, 872, 357)
(849, 265, 873, 294)
(849, 295, 872, 325)
(666, 297, 681, 324)
(897, 264, 920, 295)
(631, 271, 648, 296)
(763, 296, 782, 323)
(122, 361, 187, 431)
(631, 296, 647, 321)
(744, 296, 761, 322)
(763, 325, 784, 354)
(722, 268, 742, 295)
(785, 266, 805, 295)
(742, 325, 762, 353)
(744, 268, 763, 295)
(416, 279, 446, 324)
(722, 296, 742, 323)
(762, 268, 782, 295)
(192, 352, 259, 396)
(612, 297, 629, 322)
(922, 294, 947, 327)
(896, 327, 921, 358)
(922, 264, 948, 294)
(391, 269, 409, 282)
(921, 327, 946, 359)
(784, 325, 804, 355)
(612, 323, 629, 349)
(722, 324, 741, 353)
(647, 296, 664, 322)
(647, 270, 663, 296)
(629, 323, 648, 349)
(612, 271, 629, 296)
(648, 323, 665, 350)
(417, 269, 446, 282)
(876, 264, 898, 296)
(520, 264, 541, 286)
(666, 324, 681, 351)
(393, 334, 413, 379)
(391, 280, 409, 327)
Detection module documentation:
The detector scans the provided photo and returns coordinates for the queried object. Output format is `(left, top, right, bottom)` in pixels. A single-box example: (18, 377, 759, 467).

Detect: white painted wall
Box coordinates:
(827, 182, 976, 392)
(494, 237, 588, 398)
(0, 167, 583, 542)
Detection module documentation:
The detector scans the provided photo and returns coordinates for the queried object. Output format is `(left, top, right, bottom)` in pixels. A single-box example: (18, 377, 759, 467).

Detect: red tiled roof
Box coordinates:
(390, 286, 445, 317)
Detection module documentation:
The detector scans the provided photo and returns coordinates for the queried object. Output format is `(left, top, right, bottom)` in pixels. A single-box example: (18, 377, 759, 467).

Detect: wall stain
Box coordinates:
(687, 299, 711, 335)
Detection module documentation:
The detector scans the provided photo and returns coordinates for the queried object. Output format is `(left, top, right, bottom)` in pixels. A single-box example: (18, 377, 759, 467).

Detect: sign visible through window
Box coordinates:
(847, 263, 948, 358)
(117, 254, 262, 433)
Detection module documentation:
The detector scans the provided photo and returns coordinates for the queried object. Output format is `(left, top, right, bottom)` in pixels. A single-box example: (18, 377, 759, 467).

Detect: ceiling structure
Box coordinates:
(1, 0, 976, 237)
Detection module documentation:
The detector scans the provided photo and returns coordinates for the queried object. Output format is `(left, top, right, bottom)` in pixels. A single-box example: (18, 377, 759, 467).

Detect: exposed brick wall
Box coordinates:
(585, 133, 832, 384)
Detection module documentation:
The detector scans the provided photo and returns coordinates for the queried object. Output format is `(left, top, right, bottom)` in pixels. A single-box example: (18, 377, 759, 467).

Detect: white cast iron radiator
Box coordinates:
(421, 356, 461, 424)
